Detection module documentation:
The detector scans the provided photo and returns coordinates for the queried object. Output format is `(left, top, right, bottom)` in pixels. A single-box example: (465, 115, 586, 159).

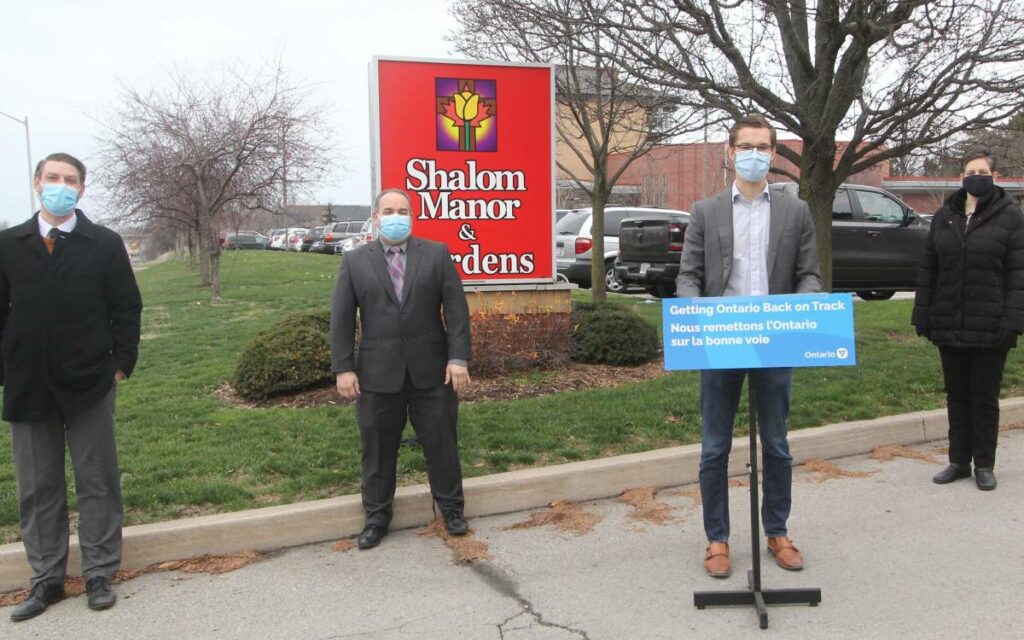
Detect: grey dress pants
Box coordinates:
(9, 385, 122, 585)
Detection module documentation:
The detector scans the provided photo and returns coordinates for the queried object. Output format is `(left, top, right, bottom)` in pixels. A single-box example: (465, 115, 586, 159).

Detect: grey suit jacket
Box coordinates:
(330, 236, 471, 393)
(675, 188, 822, 298)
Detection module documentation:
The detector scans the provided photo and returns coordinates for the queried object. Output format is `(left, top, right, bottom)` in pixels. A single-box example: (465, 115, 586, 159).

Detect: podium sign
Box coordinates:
(663, 293, 856, 371)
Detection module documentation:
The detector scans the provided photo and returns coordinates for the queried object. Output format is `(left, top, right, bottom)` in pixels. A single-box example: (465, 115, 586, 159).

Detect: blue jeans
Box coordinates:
(699, 367, 794, 543)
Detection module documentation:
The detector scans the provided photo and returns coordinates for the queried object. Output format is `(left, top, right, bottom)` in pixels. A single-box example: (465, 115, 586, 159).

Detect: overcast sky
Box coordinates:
(0, 0, 459, 227)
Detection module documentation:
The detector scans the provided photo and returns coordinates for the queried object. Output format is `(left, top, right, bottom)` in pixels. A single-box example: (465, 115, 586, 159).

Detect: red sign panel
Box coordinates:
(372, 57, 555, 283)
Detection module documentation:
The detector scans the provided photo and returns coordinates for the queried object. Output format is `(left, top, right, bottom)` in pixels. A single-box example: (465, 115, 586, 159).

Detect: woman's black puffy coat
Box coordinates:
(912, 185, 1024, 348)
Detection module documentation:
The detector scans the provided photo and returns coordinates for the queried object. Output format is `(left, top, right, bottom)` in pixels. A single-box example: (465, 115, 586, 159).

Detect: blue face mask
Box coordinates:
(39, 183, 79, 217)
(734, 150, 772, 183)
(378, 213, 412, 243)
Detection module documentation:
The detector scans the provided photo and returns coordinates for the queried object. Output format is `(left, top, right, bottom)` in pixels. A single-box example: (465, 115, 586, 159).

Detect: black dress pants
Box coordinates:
(938, 345, 1009, 469)
(356, 372, 464, 527)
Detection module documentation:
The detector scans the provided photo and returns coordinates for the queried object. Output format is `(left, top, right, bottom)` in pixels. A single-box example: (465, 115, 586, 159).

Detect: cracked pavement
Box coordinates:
(3, 430, 1023, 639)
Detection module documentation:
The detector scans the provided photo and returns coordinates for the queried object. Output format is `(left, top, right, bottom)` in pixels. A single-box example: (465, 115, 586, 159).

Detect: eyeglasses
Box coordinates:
(734, 144, 773, 153)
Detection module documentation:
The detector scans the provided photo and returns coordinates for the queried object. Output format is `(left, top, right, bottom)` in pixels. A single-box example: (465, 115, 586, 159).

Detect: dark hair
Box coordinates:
(961, 149, 996, 172)
(34, 152, 87, 184)
(373, 188, 412, 213)
(729, 114, 777, 148)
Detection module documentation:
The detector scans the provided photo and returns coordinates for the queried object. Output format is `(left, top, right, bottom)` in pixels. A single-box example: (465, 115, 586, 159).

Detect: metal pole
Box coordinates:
(0, 110, 35, 214)
(24, 116, 35, 212)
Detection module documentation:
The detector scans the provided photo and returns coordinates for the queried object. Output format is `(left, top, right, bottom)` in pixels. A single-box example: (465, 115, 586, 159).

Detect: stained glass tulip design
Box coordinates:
(442, 83, 493, 151)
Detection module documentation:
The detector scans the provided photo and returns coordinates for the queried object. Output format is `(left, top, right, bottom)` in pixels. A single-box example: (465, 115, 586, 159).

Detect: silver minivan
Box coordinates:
(556, 206, 689, 292)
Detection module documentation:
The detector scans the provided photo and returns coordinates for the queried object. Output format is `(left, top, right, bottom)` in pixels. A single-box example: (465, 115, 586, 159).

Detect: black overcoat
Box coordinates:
(912, 186, 1024, 348)
(0, 212, 142, 422)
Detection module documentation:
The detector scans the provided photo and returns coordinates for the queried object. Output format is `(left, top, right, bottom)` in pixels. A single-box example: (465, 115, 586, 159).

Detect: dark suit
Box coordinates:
(330, 236, 471, 526)
(0, 211, 142, 585)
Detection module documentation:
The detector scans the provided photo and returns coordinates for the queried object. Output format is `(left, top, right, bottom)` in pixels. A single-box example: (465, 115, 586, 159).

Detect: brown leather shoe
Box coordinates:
(767, 536, 804, 571)
(704, 542, 731, 578)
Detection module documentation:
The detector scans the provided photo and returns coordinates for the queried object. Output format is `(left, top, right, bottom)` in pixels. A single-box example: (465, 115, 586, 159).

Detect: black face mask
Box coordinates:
(963, 174, 994, 197)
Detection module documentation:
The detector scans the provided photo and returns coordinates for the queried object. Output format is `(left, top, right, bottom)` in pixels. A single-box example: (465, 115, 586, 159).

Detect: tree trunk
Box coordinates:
(798, 140, 839, 292)
(209, 243, 223, 302)
(198, 221, 211, 287)
(588, 177, 609, 304)
(187, 227, 197, 268)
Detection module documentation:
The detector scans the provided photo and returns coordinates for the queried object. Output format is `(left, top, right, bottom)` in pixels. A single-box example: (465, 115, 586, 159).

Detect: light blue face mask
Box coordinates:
(378, 213, 412, 242)
(39, 183, 79, 217)
(734, 150, 772, 182)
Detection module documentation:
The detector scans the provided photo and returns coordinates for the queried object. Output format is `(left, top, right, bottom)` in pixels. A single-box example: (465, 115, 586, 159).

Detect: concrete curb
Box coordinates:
(3, 398, 1023, 592)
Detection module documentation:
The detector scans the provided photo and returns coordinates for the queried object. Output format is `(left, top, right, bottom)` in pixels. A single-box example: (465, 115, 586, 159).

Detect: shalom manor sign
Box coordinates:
(370, 57, 555, 283)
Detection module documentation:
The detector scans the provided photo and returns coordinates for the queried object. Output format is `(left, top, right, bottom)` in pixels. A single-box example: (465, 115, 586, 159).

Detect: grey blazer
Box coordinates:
(330, 236, 471, 393)
(675, 188, 822, 297)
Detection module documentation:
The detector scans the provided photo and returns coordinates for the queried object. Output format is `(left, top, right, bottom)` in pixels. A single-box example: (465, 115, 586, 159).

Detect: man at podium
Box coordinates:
(675, 114, 821, 578)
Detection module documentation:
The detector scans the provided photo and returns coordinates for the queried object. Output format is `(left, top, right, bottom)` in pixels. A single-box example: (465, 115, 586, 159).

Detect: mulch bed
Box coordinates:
(217, 359, 669, 408)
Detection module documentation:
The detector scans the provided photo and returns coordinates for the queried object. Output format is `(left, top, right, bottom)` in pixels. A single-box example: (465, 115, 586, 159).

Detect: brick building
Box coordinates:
(882, 176, 1024, 214)
(610, 139, 889, 212)
(610, 140, 1024, 215)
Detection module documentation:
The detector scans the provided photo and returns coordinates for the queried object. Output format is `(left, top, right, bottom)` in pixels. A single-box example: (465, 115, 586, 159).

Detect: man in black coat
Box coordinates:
(331, 188, 471, 550)
(0, 153, 142, 621)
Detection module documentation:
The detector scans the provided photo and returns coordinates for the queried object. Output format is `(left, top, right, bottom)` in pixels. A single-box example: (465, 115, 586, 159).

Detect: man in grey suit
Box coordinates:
(331, 188, 472, 549)
(675, 115, 821, 579)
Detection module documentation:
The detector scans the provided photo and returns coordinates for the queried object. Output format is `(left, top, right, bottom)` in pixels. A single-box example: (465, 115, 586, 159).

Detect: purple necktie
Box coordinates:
(387, 246, 404, 301)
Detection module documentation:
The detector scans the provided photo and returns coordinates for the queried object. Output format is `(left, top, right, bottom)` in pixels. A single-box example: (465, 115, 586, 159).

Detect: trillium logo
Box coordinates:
(836, 347, 849, 359)
(436, 78, 497, 152)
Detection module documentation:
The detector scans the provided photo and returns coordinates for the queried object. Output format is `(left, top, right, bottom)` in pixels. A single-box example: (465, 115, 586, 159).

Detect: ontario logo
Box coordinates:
(436, 78, 496, 152)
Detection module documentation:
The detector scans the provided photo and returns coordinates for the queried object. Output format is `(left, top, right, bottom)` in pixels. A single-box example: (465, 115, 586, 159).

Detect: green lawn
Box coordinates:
(1, 251, 1021, 542)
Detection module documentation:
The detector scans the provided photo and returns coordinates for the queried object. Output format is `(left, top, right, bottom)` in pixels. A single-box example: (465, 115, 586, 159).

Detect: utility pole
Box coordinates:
(0, 110, 36, 213)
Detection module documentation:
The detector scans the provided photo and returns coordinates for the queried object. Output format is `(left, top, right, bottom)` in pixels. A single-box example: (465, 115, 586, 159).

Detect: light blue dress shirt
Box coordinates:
(723, 182, 771, 297)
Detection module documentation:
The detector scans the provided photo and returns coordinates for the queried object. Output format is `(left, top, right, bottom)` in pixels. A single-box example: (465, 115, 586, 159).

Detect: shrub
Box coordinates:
(469, 310, 573, 377)
(233, 310, 333, 400)
(571, 302, 660, 366)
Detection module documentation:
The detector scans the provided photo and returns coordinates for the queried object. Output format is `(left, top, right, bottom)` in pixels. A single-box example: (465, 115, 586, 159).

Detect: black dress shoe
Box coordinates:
(975, 467, 997, 491)
(86, 576, 117, 611)
(443, 511, 469, 536)
(10, 580, 64, 622)
(357, 525, 388, 550)
(933, 463, 971, 484)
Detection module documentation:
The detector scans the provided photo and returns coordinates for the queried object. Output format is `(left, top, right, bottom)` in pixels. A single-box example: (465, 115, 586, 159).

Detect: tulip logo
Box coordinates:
(436, 78, 497, 152)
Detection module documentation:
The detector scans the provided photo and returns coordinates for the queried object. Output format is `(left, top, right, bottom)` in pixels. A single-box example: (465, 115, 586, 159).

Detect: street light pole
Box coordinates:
(0, 110, 36, 214)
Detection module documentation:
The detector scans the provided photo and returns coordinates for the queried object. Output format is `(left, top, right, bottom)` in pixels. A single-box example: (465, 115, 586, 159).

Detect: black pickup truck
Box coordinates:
(614, 183, 931, 300)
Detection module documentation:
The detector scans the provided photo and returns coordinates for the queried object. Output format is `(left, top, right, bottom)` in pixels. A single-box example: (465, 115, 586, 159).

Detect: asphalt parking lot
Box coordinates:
(5, 429, 1021, 639)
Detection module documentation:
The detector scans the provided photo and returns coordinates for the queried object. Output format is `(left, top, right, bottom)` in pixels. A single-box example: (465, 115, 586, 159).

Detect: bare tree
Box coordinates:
(450, 0, 710, 302)
(594, 0, 1024, 288)
(924, 114, 1024, 177)
(95, 63, 333, 300)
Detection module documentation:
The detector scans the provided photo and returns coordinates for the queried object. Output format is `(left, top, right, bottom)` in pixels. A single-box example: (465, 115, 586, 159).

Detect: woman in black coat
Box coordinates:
(912, 150, 1024, 491)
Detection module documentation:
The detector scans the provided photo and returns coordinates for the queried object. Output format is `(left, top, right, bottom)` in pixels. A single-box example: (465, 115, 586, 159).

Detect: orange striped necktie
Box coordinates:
(44, 228, 58, 255)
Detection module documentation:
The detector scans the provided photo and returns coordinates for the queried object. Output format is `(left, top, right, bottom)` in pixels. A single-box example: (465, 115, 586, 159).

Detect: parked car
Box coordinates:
(286, 228, 309, 251)
(322, 220, 366, 253)
(614, 183, 930, 299)
(612, 212, 691, 297)
(301, 227, 325, 252)
(335, 236, 360, 254)
(557, 206, 690, 293)
(223, 231, 269, 250)
(268, 228, 287, 250)
(337, 218, 375, 254)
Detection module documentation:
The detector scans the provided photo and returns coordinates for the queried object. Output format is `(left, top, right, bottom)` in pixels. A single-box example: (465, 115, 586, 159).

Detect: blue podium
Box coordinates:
(664, 293, 856, 629)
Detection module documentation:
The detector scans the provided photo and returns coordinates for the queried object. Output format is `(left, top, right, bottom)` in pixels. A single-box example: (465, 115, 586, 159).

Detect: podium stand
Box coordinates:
(693, 387, 821, 629)
(663, 292, 854, 629)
